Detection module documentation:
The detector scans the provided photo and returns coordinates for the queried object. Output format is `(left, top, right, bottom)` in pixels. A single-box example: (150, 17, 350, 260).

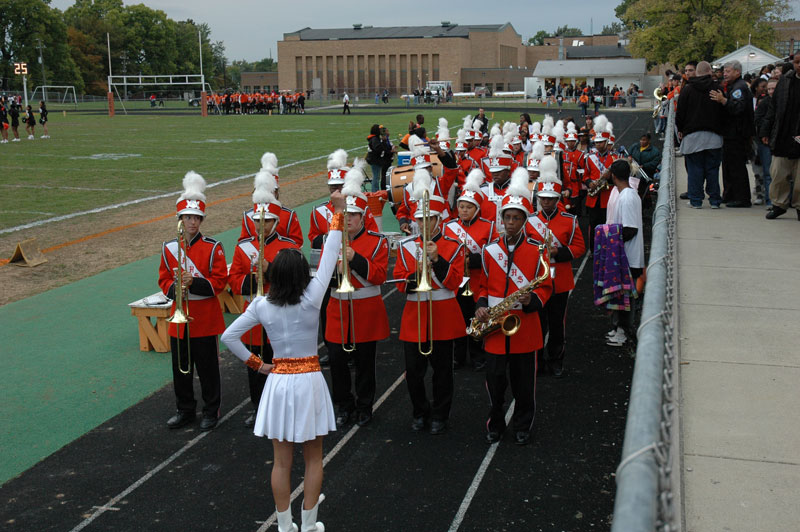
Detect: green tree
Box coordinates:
(618, 0, 789, 67)
(528, 30, 551, 46)
(553, 25, 583, 37)
(602, 22, 625, 35)
(252, 57, 277, 72)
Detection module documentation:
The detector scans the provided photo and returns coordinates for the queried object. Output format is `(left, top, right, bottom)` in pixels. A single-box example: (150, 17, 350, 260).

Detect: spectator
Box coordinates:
(630, 133, 661, 182)
(0, 96, 8, 144)
(379, 125, 396, 190)
(684, 61, 698, 79)
(760, 54, 800, 220)
(750, 77, 768, 204)
(474, 108, 489, 134)
(676, 61, 725, 209)
(711, 60, 755, 207)
(24, 104, 35, 140)
(754, 77, 778, 208)
(342, 92, 351, 115)
(9, 102, 20, 141)
(366, 124, 387, 193)
(38, 101, 49, 139)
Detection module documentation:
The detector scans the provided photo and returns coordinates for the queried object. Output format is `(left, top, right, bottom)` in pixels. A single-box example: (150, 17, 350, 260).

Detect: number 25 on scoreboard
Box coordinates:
(14, 62, 28, 75)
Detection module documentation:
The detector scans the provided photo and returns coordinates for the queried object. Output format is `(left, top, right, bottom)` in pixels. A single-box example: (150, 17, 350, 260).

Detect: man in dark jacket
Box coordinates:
(677, 61, 726, 208)
(759, 54, 800, 220)
(710, 60, 755, 207)
(630, 133, 661, 180)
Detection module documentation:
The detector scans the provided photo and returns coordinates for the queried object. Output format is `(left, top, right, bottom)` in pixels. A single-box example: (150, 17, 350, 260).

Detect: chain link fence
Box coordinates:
(611, 105, 680, 532)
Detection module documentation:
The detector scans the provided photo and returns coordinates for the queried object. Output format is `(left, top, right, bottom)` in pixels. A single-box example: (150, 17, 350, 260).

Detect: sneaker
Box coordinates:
(605, 328, 618, 338)
(607, 329, 627, 347)
(710, 204, 721, 209)
(0, 139, 6, 144)
(753, 198, 763, 205)
(690, 204, 702, 209)
(27, 135, 34, 140)
(40, 135, 47, 139)
(12, 138, 20, 142)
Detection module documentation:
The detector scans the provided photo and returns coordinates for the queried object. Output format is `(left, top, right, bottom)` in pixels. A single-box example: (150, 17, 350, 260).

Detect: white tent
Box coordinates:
(525, 58, 647, 98)
(713, 44, 781, 75)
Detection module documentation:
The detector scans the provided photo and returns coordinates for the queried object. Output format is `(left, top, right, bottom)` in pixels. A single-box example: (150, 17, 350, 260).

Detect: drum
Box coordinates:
(386, 154, 443, 204)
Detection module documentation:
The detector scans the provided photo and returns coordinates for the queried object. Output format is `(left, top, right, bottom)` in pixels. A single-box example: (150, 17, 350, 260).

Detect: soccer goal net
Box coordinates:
(29, 85, 78, 108)
(107, 74, 216, 116)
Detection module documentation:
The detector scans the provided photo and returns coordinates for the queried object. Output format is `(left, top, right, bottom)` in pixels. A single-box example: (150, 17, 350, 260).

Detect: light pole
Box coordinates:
(36, 38, 47, 100)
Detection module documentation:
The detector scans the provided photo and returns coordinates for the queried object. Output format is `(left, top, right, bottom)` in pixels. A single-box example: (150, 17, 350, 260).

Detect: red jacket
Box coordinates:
(479, 181, 512, 231)
(443, 217, 498, 302)
(238, 207, 303, 246)
(309, 201, 379, 248)
(526, 210, 585, 293)
(562, 149, 585, 200)
(394, 176, 455, 227)
(158, 233, 228, 338)
(584, 150, 617, 208)
(393, 230, 465, 342)
(478, 235, 552, 354)
(227, 232, 299, 346)
(325, 228, 390, 343)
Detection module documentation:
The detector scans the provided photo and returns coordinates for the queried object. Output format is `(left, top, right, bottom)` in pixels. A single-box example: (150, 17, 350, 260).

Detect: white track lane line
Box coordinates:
(69, 286, 399, 532)
(447, 251, 592, 532)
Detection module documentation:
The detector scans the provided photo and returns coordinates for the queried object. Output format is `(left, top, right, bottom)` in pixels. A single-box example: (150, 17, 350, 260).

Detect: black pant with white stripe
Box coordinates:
(485, 349, 536, 434)
(538, 291, 570, 365)
(329, 341, 377, 415)
(404, 340, 454, 422)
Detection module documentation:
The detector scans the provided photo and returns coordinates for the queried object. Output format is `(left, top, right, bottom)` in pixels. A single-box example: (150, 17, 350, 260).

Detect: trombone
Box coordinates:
(250, 207, 267, 360)
(167, 219, 193, 375)
(413, 190, 434, 356)
(461, 236, 473, 297)
(336, 215, 356, 353)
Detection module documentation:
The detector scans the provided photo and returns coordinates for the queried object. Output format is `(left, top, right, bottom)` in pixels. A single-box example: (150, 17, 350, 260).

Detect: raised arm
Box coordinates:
(305, 192, 346, 308)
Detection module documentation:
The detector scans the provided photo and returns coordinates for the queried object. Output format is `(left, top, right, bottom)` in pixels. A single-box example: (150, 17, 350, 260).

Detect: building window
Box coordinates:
(358, 56, 366, 92)
(337, 56, 344, 90)
(243, 86, 251, 93)
(306, 56, 313, 91)
(389, 55, 397, 91)
(410, 54, 418, 90)
(463, 83, 471, 93)
(253, 85, 260, 91)
(432, 54, 439, 81)
(326, 56, 333, 92)
(496, 83, 504, 92)
(378, 55, 386, 90)
(347, 55, 355, 92)
(421, 54, 429, 86)
(368, 55, 376, 92)
(295, 57, 303, 89)
(399, 54, 407, 93)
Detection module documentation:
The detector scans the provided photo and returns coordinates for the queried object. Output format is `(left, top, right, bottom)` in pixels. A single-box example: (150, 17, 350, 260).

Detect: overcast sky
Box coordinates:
(49, 0, 635, 62)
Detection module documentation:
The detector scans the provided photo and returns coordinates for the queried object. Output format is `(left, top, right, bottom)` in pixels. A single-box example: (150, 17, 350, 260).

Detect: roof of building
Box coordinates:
(283, 23, 515, 41)
(532, 58, 646, 77)
(713, 44, 782, 73)
(566, 45, 631, 59)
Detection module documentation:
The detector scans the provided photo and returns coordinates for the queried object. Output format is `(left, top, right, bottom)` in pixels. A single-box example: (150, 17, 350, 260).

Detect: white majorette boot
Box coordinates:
(276, 506, 298, 532)
(300, 493, 325, 531)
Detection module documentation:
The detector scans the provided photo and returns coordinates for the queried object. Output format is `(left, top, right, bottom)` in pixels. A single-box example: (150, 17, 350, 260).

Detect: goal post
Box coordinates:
(107, 74, 210, 117)
(29, 85, 78, 108)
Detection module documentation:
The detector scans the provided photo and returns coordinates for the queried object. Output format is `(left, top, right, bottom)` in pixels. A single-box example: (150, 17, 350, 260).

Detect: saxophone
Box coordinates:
(466, 239, 551, 340)
(587, 169, 610, 197)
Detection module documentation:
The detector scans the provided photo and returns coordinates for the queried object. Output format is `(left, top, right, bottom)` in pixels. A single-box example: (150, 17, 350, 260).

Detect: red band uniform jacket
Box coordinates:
(309, 201, 379, 249)
(479, 181, 511, 231)
(562, 149, 585, 204)
(526, 210, 586, 294)
(325, 228, 390, 344)
(238, 207, 304, 246)
(444, 217, 498, 302)
(227, 232, 299, 346)
(395, 172, 457, 228)
(393, 231, 466, 342)
(478, 236, 553, 354)
(584, 151, 617, 208)
(158, 233, 228, 338)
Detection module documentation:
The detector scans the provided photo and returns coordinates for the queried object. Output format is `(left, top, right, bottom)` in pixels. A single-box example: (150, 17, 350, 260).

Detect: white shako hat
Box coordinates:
(409, 134, 432, 169)
(593, 114, 612, 144)
(457, 168, 486, 208)
(436, 117, 451, 149)
(565, 121, 579, 142)
(342, 158, 368, 214)
(472, 118, 484, 140)
(176, 171, 207, 217)
(487, 134, 513, 171)
(530, 121, 542, 142)
(526, 141, 546, 171)
(541, 114, 556, 146)
(553, 120, 567, 152)
(536, 156, 562, 198)
(454, 128, 468, 151)
(489, 122, 502, 139)
(412, 168, 447, 218)
(260, 152, 280, 181)
(327, 148, 350, 185)
(500, 167, 534, 216)
(252, 170, 282, 220)
(462, 115, 474, 140)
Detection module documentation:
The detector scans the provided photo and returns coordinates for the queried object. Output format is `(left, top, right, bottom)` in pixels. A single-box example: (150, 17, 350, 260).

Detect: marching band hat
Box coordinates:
(342, 159, 369, 214)
(457, 168, 486, 208)
(500, 168, 534, 216)
(536, 156, 562, 198)
(327, 149, 349, 185)
(252, 170, 281, 221)
(176, 171, 207, 217)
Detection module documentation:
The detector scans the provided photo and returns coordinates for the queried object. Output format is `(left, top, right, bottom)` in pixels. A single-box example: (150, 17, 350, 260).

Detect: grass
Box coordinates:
(0, 107, 539, 230)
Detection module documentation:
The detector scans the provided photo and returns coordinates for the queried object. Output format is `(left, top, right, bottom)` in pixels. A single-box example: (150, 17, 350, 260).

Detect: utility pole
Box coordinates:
(37, 38, 47, 100)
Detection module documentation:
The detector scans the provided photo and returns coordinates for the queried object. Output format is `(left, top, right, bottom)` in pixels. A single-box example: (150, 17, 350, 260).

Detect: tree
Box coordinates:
(553, 25, 583, 37)
(528, 30, 551, 46)
(618, 0, 789, 67)
(602, 22, 625, 35)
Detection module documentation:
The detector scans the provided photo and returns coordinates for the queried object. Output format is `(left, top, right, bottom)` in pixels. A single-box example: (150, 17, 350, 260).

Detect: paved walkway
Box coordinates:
(676, 161, 800, 531)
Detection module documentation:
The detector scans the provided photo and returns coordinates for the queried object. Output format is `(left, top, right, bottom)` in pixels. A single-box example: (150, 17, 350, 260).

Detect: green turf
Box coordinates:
(0, 107, 541, 230)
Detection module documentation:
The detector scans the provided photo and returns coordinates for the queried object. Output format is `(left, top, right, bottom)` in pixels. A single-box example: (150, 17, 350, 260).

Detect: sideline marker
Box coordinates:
(8, 238, 48, 267)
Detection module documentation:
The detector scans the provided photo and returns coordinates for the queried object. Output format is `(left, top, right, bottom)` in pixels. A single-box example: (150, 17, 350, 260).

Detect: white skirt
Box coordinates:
(253, 371, 336, 442)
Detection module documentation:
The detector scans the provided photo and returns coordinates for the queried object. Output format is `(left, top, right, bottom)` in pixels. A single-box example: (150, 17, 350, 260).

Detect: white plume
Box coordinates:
(543, 114, 554, 132)
(437, 117, 449, 140)
(506, 167, 530, 198)
(409, 134, 427, 157)
(531, 121, 542, 134)
(327, 148, 348, 171)
(179, 171, 207, 201)
(538, 156, 559, 182)
(456, 128, 466, 143)
(488, 134, 505, 157)
(502, 121, 517, 136)
(253, 170, 279, 202)
(606, 121, 614, 136)
(412, 168, 432, 200)
(260, 152, 278, 172)
(553, 121, 566, 143)
(503, 131, 515, 145)
(462, 115, 473, 130)
(594, 114, 608, 135)
(472, 118, 483, 131)
(566, 121, 577, 133)
(490, 123, 501, 137)
(531, 141, 545, 161)
(342, 158, 367, 196)
(252, 188, 278, 207)
(463, 168, 485, 193)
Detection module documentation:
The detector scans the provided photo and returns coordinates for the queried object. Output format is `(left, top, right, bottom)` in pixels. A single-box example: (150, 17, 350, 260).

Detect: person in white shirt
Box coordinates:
(605, 160, 644, 347)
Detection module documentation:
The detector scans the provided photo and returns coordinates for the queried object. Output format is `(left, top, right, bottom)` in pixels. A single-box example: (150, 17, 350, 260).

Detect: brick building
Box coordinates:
(276, 22, 529, 96)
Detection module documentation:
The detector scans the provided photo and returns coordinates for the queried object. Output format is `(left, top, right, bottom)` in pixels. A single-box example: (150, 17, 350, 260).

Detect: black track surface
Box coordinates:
(1, 112, 655, 531)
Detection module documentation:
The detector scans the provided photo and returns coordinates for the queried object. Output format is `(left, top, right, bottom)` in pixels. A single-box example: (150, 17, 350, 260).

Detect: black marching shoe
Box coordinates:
(679, 192, 689, 200)
(796, 209, 800, 221)
(485, 430, 502, 444)
(514, 431, 531, 446)
(244, 412, 256, 428)
(200, 415, 218, 431)
(726, 201, 751, 208)
(765, 206, 787, 219)
(318, 353, 330, 366)
(335, 411, 352, 428)
(411, 417, 427, 432)
(167, 411, 196, 429)
(550, 358, 565, 378)
(473, 359, 487, 372)
(429, 420, 447, 435)
(356, 412, 372, 427)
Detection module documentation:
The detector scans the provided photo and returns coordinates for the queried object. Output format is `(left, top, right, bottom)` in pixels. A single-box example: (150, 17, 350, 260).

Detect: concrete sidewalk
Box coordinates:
(676, 161, 800, 531)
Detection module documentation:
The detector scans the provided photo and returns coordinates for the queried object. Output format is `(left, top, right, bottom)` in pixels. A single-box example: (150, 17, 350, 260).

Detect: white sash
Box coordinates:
(526, 217, 560, 278)
(316, 204, 333, 224)
(401, 239, 444, 289)
(484, 244, 531, 291)
(238, 241, 258, 265)
(481, 184, 504, 229)
(165, 241, 206, 280)
(446, 222, 481, 254)
(588, 153, 607, 175)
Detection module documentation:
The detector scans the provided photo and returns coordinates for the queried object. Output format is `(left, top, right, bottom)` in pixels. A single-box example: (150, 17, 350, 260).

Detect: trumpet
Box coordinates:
(466, 237, 551, 340)
(461, 238, 473, 297)
(336, 216, 357, 353)
(167, 219, 193, 375)
(413, 190, 434, 355)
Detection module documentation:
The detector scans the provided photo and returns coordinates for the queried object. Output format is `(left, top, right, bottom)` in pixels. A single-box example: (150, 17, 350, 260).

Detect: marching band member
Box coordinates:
(393, 169, 465, 435)
(158, 172, 228, 431)
(562, 123, 586, 213)
(238, 152, 304, 246)
(432, 117, 466, 191)
(479, 135, 515, 231)
(526, 141, 546, 188)
(541, 115, 555, 155)
(326, 165, 390, 428)
(527, 157, 586, 377)
(228, 171, 299, 427)
(585, 115, 617, 250)
(444, 168, 498, 370)
(453, 128, 474, 180)
(395, 135, 454, 233)
(467, 117, 488, 162)
(222, 191, 347, 532)
(475, 167, 553, 446)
